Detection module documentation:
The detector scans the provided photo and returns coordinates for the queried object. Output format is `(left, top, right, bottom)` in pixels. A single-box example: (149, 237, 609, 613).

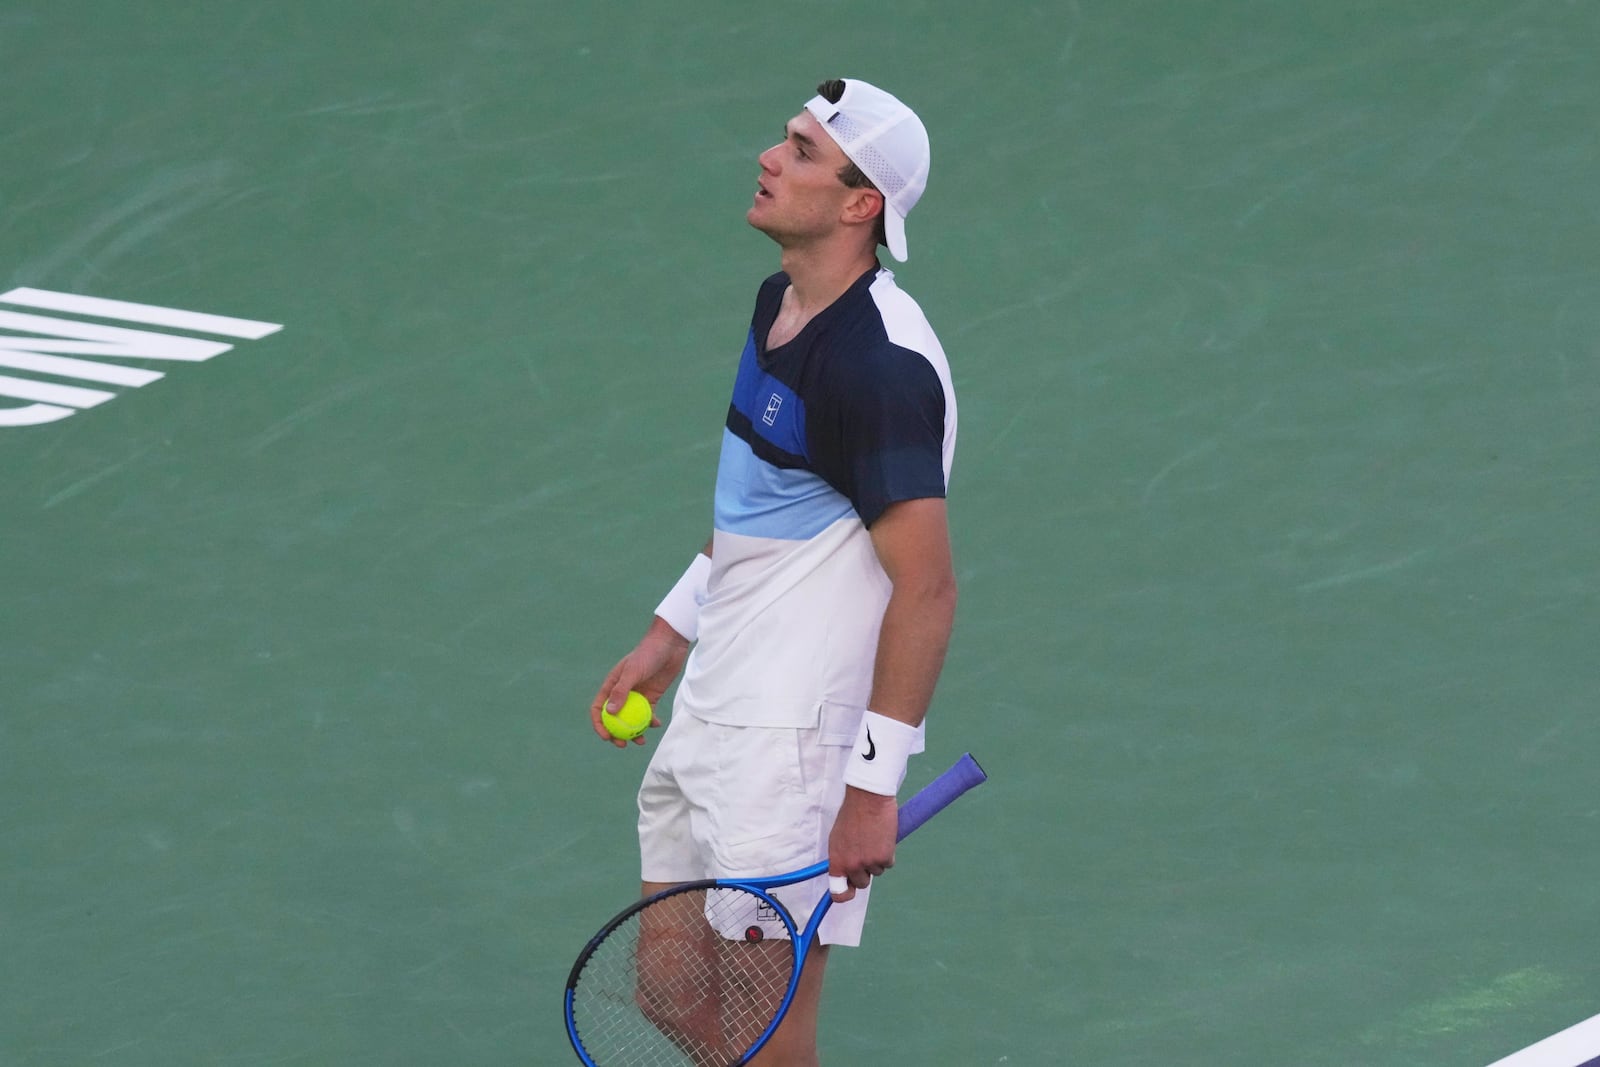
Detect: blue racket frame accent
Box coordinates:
(564, 752, 987, 1066)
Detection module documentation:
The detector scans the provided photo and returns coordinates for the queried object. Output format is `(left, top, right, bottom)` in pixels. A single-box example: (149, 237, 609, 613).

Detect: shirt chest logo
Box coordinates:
(761, 392, 783, 427)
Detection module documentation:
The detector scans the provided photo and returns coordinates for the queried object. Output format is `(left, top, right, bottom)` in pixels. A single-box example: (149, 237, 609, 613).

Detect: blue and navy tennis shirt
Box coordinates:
(675, 265, 956, 733)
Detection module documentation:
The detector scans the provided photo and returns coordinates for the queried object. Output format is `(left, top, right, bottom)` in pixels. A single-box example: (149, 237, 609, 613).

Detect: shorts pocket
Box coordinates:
(711, 724, 808, 851)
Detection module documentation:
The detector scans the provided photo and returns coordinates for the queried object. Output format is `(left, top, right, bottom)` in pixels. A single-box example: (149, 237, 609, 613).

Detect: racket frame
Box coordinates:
(564, 752, 986, 1066)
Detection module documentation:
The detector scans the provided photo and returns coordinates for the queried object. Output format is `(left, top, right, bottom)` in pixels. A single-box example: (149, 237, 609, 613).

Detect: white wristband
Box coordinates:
(842, 711, 920, 797)
(654, 553, 711, 642)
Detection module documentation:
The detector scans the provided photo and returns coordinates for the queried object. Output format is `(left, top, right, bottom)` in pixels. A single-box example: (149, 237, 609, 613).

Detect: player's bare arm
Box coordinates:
(828, 496, 956, 897)
(863, 497, 957, 726)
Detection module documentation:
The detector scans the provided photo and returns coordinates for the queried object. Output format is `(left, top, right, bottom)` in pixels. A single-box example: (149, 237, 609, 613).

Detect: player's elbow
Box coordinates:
(899, 567, 957, 624)
(936, 573, 958, 625)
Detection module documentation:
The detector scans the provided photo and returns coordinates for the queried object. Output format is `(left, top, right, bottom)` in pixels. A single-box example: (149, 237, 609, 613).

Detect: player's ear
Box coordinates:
(840, 187, 884, 228)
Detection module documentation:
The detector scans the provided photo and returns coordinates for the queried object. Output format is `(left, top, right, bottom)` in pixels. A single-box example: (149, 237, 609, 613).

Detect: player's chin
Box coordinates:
(746, 202, 781, 232)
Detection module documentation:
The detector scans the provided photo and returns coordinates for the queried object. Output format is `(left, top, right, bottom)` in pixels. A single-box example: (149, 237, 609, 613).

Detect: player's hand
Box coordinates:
(827, 787, 898, 901)
(588, 618, 690, 747)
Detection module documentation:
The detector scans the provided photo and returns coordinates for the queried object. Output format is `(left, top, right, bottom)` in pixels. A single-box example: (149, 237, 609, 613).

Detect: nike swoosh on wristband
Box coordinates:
(862, 727, 876, 761)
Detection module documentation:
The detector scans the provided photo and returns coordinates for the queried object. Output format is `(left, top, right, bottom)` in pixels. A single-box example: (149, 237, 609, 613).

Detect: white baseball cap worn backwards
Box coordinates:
(804, 79, 930, 262)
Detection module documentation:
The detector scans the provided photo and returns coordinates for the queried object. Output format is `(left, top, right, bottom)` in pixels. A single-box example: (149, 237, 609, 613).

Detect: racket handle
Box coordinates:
(896, 752, 987, 842)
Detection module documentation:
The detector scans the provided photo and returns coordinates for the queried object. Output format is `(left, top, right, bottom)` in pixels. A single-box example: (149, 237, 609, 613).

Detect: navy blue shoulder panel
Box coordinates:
(722, 270, 946, 526)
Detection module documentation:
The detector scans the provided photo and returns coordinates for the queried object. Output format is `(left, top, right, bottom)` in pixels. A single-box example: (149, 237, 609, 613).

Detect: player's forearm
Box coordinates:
(866, 574, 956, 727)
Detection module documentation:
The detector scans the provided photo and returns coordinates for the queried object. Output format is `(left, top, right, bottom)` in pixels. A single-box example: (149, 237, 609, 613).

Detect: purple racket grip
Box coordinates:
(896, 752, 987, 842)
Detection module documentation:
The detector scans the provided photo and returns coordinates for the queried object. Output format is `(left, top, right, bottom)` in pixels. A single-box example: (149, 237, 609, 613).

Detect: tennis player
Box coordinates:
(588, 77, 957, 1065)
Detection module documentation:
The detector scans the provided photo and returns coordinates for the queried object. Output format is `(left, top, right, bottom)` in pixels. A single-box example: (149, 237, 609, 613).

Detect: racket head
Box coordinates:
(565, 880, 806, 1066)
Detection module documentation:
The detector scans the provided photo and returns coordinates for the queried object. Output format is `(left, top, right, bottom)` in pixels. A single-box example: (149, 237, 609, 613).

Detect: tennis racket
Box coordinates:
(563, 752, 987, 1066)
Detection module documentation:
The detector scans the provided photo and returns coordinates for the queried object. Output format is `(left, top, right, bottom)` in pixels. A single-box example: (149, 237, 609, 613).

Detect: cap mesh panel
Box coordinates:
(825, 114, 908, 198)
(853, 145, 906, 198)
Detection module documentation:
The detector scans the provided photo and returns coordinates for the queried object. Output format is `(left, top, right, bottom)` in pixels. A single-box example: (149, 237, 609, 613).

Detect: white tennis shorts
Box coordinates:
(637, 702, 871, 947)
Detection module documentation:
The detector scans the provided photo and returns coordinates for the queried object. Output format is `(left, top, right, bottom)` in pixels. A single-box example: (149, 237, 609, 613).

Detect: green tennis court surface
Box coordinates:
(3, 2, 1595, 1064)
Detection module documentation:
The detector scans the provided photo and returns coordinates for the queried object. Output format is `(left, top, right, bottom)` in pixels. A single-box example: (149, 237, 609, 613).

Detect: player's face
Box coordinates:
(747, 111, 855, 244)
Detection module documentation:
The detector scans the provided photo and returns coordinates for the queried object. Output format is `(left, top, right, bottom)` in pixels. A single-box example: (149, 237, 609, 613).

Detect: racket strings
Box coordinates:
(570, 887, 797, 1066)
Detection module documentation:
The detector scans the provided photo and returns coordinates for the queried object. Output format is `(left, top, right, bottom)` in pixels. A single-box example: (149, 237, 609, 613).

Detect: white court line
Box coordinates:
(0, 350, 165, 387)
(0, 373, 115, 408)
(0, 287, 283, 339)
(1486, 1012, 1600, 1067)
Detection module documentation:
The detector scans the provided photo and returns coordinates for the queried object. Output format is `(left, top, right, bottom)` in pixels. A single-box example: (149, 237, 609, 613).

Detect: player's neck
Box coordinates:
(777, 241, 878, 319)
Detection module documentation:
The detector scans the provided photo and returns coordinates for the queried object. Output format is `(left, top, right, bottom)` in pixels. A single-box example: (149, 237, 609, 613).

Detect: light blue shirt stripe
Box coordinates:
(713, 429, 854, 540)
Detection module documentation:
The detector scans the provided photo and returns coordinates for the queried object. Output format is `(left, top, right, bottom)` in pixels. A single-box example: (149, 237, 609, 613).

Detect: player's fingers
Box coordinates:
(588, 697, 626, 744)
(588, 703, 613, 741)
(593, 710, 626, 747)
(603, 678, 636, 714)
(849, 871, 872, 890)
(589, 674, 634, 747)
(827, 872, 855, 902)
(589, 662, 626, 716)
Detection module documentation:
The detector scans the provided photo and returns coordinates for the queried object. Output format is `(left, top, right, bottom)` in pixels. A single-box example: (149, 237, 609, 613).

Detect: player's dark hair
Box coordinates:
(816, 79, 887, 250)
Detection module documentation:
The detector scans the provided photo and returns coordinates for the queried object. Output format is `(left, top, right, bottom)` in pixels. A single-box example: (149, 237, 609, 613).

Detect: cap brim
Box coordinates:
(884, 208, 908, 262)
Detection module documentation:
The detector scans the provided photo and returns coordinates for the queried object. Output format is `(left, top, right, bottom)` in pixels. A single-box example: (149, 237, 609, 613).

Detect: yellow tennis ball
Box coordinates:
(602, 691, 652, 741)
